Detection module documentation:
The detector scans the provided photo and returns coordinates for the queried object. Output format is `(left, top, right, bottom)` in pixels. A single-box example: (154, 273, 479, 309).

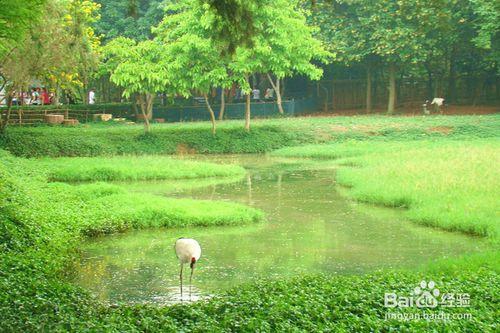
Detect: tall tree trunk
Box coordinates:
(366, 65, 372, 113)
(138, 93, 153, 133)
(204, 93, 217, 135)
(218, 89, 225, 120)
(426, 66, 433, 101)
(0, 91, 13, 133)
(245, 91, 251, 132)
(267, 74, 284, 114)
(387, 63, 397, 114)
(146, 93, 154, 119)
(447, 52, 457, 104)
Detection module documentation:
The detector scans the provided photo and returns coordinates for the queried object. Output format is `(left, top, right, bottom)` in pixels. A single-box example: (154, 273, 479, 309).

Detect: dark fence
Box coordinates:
(316, 76, 500, 111)
(0, 98, 320, 125)
(153, 98, 319, 122)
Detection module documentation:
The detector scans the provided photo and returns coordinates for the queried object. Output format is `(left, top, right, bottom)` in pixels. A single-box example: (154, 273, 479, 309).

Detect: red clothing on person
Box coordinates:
(42, 91, 50, 105)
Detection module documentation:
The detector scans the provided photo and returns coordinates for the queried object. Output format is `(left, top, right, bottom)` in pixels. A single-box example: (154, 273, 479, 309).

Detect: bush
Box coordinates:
(0, 124, 311, 157)
(2, 114, 498, 157)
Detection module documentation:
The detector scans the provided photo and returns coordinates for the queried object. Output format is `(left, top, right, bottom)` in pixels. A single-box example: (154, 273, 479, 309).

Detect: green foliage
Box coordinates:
(36, 155, 245, 181)
(0, 122, 313, 157)
(2, 114, 499, 157)
(232, 0, 329, 80)
(470, 0, 499, 49)
(94, 0, 165, 41)
(313, 0, 448, 65)
(155, 1, 239, 95)
(470, 0, 500, 71)
(104, 38, 170, 98)
(199, 0, 261, 54)
(0, 0, 45, 58)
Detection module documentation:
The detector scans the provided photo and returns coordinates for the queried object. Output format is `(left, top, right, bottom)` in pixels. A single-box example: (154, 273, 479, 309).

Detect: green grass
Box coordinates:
(83, 192, 264, 236)
(34, 155, 245, 181)
(272, 140, 400, 159)
(273, 139, 500, 239)
(1, 114, 498, 157)
(1, 115, 500, 331)
(33, 182, 264, 237)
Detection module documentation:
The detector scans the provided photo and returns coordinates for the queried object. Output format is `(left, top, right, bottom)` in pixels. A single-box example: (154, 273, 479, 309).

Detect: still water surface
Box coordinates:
(74, 155, 485, 304)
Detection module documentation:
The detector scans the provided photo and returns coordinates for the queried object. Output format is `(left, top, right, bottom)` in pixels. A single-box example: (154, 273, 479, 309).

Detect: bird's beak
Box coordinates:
(190, 259, 196, 269)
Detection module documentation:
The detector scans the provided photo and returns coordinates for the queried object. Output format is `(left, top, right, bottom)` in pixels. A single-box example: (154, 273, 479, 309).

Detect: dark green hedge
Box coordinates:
(0, 124, 314, 157)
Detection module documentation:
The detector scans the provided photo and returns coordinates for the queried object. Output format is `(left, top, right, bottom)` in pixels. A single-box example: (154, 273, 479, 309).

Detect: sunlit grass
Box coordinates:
(34, 155, 246, 181)
(273, 139, 500, 239)
(337, 141, 500, 239)
(82, 193, 264, 236)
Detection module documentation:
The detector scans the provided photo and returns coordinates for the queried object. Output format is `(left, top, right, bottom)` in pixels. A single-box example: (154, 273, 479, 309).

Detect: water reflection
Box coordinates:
(74, 157, 486, 304)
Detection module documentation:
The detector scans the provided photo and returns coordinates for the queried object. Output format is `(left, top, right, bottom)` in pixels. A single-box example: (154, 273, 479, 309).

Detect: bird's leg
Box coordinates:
(179, 263, 183, 300)
(189, 266, 194, 301)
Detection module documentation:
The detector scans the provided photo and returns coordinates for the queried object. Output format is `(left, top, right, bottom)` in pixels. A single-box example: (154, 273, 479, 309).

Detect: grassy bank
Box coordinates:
(35, 155, 245, 181)
(1, 114, 498, 157)
(273, 139, 500, 240)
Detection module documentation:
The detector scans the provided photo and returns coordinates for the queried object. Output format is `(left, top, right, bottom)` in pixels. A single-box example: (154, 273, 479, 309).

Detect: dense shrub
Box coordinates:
(0, 124, 311, 157)
(2, 114, 498, 157)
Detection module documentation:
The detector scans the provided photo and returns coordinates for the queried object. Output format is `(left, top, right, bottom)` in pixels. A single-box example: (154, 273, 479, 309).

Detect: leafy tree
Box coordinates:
(225, 0, 329, 131)
(245, 0, 329, 114)
(467, 0, 499, 91)
(0, 0, 45, 59)
(0, 0, 45, 130)
(470, 0, 500, 57)
(104, 37, 170, 133)
(156, 1, 248, 134)
(312, 0, 449, 113)
(311, 1, 378, 112)
(1, 0, 100, 131)
(93, 0, 165, 42)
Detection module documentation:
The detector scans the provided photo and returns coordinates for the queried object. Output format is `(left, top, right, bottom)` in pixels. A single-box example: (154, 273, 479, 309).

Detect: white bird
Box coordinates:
(431, 97, 445, 106)
(174, 238, 201, 300)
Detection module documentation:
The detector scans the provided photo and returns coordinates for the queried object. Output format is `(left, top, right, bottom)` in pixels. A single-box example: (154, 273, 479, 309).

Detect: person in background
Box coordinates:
(30, 88, 40, 105)
(264, 87, 274, 100)
(252, 87, 260, 101)
(23, 91, 31, 105)
(29, 88, 36, 105)
(41, 88, 50, 105)
(37, 88, 42, 105)
(88, 88, 96, 104)
(11, 90, 18, 105)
